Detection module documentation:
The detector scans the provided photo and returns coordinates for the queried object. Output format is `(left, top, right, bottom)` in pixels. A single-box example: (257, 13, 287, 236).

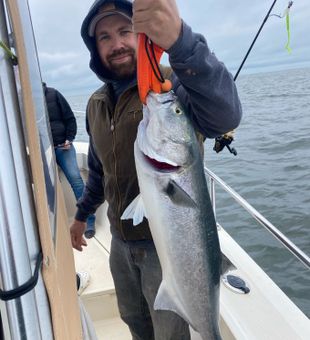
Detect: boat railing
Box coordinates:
(71, 115, 310, 271)
(205, 167, 310, 270)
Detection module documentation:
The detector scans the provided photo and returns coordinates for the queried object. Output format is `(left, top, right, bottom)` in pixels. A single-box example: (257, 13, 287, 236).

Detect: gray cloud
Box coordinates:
(28, 0, 310, 96)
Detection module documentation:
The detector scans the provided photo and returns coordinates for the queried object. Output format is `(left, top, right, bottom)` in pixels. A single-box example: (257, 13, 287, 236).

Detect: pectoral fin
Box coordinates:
(165, 180, 197, 208)
(121, 194, 147, 226)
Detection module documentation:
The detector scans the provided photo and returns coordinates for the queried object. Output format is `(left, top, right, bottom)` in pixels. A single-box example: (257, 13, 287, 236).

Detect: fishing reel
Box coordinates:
(213, 130, 237, 156)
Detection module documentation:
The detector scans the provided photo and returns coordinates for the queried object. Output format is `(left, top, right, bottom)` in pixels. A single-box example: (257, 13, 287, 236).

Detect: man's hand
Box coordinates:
(133, 0, 182, 50)
(70, 219, 87, 251)
(62, 140, 72, 150)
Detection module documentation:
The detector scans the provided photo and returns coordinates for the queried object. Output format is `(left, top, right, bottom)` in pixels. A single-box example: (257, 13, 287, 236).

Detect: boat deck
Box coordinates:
(72, 202, 132, 339)
(60, 146, 310, 340)
(72, 201, 203, 339)
(72, 203, 310, 340)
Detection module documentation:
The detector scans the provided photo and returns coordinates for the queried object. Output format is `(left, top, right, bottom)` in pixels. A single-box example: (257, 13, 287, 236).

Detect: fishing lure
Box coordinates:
(270, 1, 294, 53)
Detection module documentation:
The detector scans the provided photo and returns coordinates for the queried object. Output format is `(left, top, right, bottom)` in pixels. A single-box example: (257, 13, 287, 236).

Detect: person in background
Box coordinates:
(70, 0, 242, 339)
(43, 82, 96, 239)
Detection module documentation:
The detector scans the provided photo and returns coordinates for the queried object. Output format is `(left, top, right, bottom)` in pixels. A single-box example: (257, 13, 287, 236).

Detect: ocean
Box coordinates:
(67, 67, 310, 317)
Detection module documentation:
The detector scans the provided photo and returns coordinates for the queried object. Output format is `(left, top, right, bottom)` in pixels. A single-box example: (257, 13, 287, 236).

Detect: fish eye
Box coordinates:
(175, 107, 182, 115)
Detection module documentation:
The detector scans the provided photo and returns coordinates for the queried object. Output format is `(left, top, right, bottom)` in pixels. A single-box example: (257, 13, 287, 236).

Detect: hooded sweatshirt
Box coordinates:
(76, 0, 242, 240)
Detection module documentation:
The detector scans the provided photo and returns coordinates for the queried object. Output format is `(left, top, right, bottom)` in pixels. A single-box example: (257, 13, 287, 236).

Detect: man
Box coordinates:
(70, 0, 242, 339)
(43, 83, 96, 238)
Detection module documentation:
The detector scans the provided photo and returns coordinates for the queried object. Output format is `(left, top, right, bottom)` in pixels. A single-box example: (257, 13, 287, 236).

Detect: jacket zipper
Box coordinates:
(110, 86, 137, 240)
(110, 114, 125, 240)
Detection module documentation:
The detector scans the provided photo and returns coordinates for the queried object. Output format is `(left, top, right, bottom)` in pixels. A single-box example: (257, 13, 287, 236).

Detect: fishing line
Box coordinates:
(144, 37, 165, 83)
(269, 1, 293, 18)
(216, 1, 294, 156)
(269, 1, 293, 53)
(234, 0, 293, 81)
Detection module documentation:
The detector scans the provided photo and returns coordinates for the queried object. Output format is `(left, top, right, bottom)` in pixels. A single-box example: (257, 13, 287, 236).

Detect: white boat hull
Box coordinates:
(58, 142, 310, 340)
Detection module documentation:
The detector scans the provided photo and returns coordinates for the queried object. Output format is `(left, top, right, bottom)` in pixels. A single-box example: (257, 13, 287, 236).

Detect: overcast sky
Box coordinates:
(28, 0, 310, 96)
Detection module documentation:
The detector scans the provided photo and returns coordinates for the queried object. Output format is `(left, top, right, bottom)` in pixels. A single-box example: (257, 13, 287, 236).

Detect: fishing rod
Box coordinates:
(214, 0, 294, 156)
(234, 0, 293, 81)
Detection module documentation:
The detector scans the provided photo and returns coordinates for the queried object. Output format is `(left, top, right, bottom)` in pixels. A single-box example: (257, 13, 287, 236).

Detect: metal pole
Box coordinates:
(0, 0, 53, 338)
(205, 167, 310, 270)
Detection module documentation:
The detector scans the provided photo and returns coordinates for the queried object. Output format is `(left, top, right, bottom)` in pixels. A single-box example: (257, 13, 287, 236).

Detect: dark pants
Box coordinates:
(109, 236, 190, 340)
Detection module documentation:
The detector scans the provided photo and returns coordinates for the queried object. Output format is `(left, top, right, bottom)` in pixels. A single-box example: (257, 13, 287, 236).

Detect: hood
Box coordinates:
(81, 0, 133, 82)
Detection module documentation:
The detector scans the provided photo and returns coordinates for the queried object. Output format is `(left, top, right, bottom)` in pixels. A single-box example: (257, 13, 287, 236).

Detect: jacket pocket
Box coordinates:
(127, 109, 142, 121)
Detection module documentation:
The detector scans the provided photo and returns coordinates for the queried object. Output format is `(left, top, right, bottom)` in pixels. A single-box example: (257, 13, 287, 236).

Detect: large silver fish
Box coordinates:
(122, 91, 223, 340)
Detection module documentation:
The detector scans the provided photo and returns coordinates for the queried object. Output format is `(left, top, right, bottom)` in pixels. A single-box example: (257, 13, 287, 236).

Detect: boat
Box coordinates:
(1, 0, 309, 339)
(66, 142, 310, 340)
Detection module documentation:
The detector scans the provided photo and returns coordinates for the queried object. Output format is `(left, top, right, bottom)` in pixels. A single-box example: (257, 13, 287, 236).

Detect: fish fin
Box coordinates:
(154, 281, 196, 330)
(165, 180, 197, 208)
(221, 252, 236, 275)
(120, 194, 147, 226)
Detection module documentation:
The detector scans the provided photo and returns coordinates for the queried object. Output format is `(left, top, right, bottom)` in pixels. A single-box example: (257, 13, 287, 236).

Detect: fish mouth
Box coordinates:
(137, 106, 181, 172)
(143, 154, 181, 172)
(137, 132, 182, 172)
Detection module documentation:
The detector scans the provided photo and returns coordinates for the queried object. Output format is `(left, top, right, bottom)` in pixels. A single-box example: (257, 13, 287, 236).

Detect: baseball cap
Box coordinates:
(88, 2, 132, 37)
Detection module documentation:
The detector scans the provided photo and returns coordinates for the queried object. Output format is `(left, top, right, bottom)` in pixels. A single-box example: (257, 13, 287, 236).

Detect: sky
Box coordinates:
(28, 0, 310, 96)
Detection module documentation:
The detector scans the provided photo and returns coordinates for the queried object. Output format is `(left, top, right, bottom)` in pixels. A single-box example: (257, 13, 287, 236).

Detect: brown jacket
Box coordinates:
(87, 67, 173, 240)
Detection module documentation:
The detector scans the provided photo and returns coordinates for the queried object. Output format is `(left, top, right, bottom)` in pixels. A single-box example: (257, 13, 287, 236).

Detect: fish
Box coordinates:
(122, 90, 224, 340)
